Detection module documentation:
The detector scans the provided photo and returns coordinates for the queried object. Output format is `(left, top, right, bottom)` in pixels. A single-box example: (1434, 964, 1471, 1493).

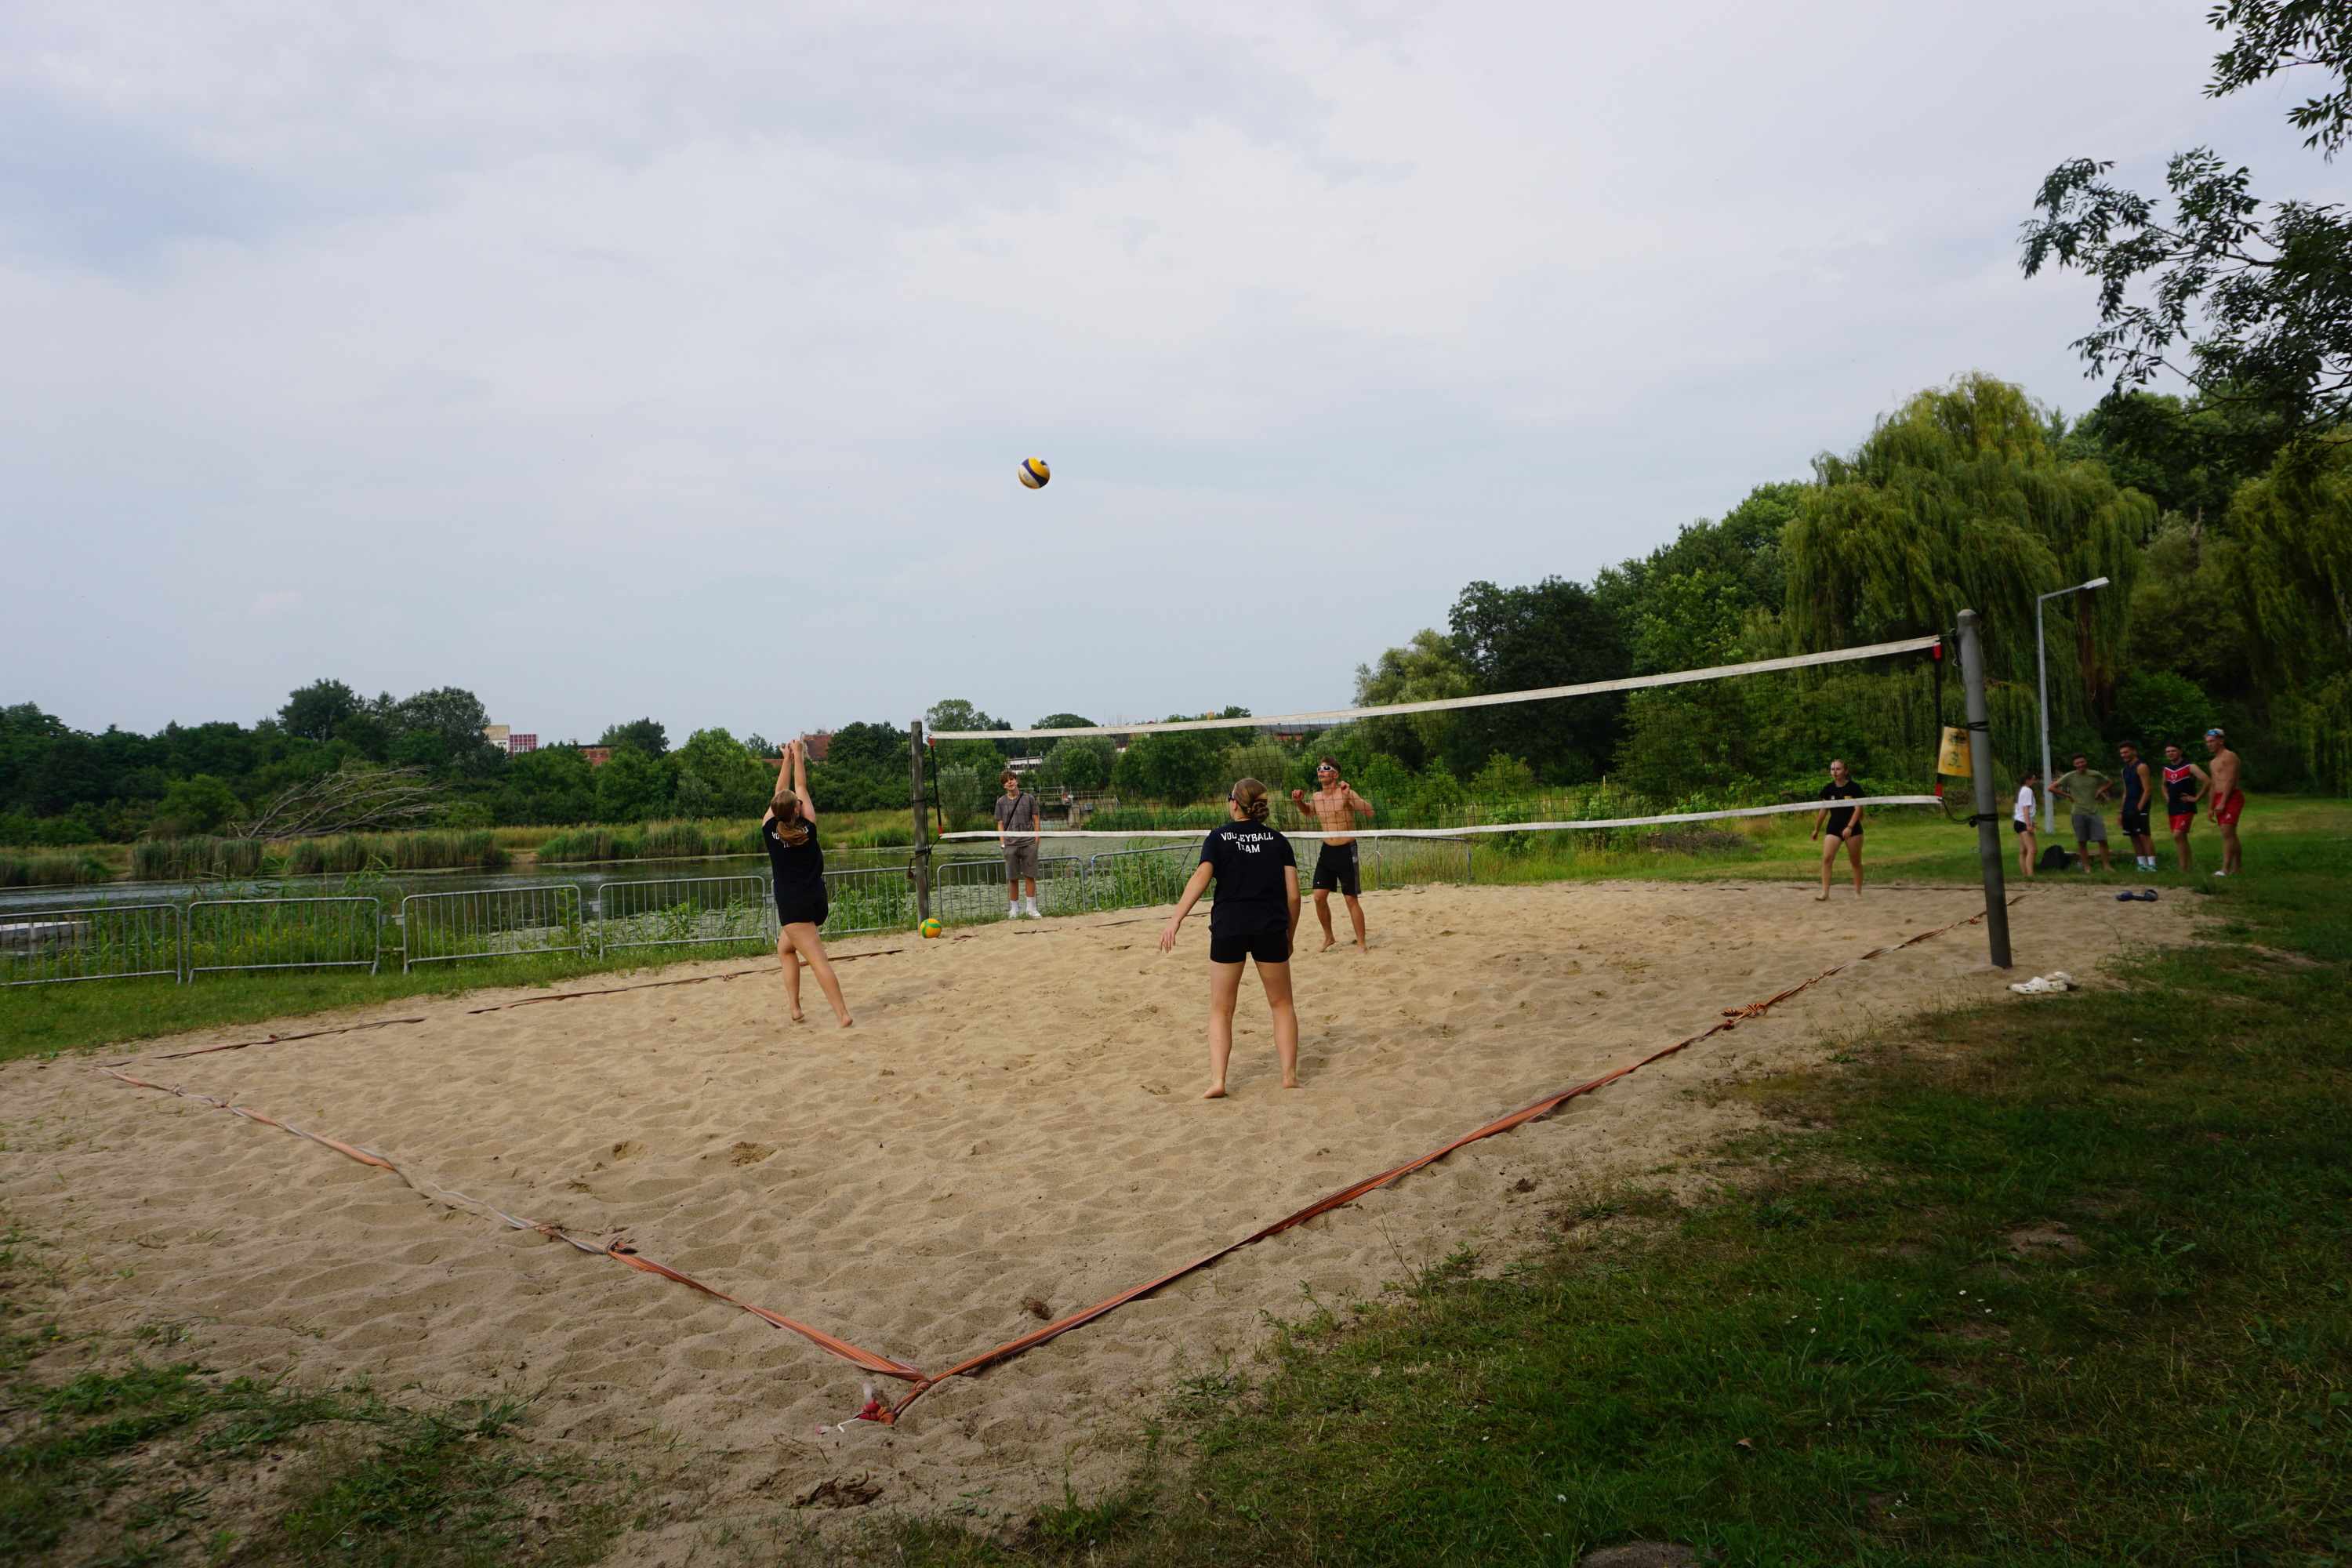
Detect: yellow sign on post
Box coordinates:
(1936, 725, 1973, 778)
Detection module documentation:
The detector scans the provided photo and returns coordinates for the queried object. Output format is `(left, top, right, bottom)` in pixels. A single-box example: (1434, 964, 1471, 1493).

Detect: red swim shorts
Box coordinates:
(2214, 789, 2245, 827)
(2169, 812, 2195, 836)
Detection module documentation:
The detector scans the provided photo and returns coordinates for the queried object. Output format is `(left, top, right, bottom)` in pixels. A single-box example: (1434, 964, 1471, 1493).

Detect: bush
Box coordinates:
(0, 852, 110, 887)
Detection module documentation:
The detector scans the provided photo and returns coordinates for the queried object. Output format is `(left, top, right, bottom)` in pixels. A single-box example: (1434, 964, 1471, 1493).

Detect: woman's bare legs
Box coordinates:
(783, 923, 853, 1027)
(775, 928, 804, 1022)
(1257, 959, 1301, 1088)
(2018, 826, 2037, 879)
(1845, 833, 1865, 895)
(1204, 960, 1244, 1098)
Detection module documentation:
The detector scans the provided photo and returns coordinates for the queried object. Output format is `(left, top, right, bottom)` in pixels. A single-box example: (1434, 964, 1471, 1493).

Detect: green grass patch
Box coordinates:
(0, 1222, 623, 1566)
(869, 814, 2352, 1565)
(0, 851, 112, 887)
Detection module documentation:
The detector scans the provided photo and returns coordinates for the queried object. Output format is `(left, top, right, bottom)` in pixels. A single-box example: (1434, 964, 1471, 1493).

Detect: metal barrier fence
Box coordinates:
(401, 885, 587, 971)
(187, 896, 383, 978)
(931, 854, 1089, 924)
(1083, 845, 1200, 912)
(601, 875, 772, 956)
(1358, 836, 1475, 891)
(0, 903, 184, 987)
(821, 865, 916, 937)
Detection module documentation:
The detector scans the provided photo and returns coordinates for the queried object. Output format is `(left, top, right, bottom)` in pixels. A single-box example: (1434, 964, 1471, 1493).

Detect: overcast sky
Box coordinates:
(2, 2, 2331, 745)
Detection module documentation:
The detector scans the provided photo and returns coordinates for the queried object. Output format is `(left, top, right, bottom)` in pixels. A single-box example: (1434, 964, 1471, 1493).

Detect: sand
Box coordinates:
(0, 879, 2194, 1552)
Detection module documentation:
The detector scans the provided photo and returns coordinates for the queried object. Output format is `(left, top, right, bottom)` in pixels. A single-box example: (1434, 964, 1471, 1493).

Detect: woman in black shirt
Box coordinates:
(764, 738, 853, 1027)
(1809, 757, 1866, 902)
(1159, 778, 1302, 1098)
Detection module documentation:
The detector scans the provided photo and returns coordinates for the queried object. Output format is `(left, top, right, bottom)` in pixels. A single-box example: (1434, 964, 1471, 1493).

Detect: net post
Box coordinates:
(909, 720, 931, 923)
(1956, 610, 2013, 968)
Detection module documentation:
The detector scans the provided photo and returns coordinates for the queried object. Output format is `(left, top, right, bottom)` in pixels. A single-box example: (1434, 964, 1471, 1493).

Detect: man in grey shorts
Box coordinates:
(995, 770, 1043, 919)
(2051, 752, 2112, 872)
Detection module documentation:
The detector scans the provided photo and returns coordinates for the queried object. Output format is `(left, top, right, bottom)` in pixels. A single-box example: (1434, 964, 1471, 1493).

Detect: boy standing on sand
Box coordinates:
(996, 770, 1043, 918)
(1291, 757, 1374, 952)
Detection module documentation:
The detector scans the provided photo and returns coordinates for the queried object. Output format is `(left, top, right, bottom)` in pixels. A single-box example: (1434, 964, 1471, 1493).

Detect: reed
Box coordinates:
(0, 852, 111, 887)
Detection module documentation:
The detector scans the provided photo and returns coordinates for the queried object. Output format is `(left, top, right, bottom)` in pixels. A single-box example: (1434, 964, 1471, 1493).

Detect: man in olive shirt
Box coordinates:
(996, 771, 1044, 918)
(2051, 753, 2112, 872)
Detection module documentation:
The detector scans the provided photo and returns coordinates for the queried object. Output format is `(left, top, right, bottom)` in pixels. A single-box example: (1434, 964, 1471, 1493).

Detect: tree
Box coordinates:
(670, 728, 772, 819)
(593, 745, 672, 822)
(151, 775, 242, 836)
(1447, 577, 1630, 782)
(2020, 2, 2352, 448)
(279, 679, 361, 743)
(1053, 735, 1116, 792)
(599, 718, 669, 757)
(497, 745, 597, 826)
(2223, 437, 2352, 684)
(1352, 630, 1474, 771)
(925, 699, 1005, 737)
(389, 688, 503, 776)
(1784, 375, 2154, 709)
(235, 765, 445, 839)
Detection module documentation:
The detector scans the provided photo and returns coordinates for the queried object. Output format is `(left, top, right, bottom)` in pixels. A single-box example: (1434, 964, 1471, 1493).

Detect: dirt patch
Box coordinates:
(2005, 1221, 2088, 1258)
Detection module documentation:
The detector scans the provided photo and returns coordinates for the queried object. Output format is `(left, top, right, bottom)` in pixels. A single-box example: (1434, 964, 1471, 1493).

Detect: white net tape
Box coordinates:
(942, 796, 1950, 842)
(928, 634, 1942, 741)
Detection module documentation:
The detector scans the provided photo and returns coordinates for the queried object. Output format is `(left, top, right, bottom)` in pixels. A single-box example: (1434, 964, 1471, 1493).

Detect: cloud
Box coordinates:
(0, 0, 2329, 739)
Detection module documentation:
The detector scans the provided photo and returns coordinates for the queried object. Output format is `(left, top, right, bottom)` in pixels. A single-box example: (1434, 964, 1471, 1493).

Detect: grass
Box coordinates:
(0, 1219, 622, 1566)
(853, 808, 2352, 1566)
(0, 851, 112, 887)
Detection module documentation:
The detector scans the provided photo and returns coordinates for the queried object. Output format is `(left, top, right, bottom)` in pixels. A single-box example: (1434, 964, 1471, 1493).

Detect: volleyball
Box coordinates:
(1018, 457, 1051, 490)
(919, 917, 943, 939)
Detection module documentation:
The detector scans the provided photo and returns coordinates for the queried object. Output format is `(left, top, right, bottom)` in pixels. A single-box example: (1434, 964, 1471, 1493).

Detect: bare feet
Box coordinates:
(1813, 891, 1830, 902)
(1319, 937, 1337, 953)
(837, 1016, 855, 1029)
(1202, 1084, 1227, 1100)
(789, 1010, 806, 1024)
(1283, 1078, 1301, 1090)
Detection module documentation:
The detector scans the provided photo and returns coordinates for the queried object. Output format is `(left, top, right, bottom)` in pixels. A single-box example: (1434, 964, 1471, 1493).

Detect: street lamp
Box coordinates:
(2036, 575, 2111, 830)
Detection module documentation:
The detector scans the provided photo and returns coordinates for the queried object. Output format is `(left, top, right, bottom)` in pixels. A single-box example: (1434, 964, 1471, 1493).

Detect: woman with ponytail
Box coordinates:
(764, 738, 853, 1028)
(1160, 778, 1301, 1098)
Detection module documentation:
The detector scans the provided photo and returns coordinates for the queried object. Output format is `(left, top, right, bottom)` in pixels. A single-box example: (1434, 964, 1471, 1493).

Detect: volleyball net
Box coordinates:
(925, 633, 1956, 843)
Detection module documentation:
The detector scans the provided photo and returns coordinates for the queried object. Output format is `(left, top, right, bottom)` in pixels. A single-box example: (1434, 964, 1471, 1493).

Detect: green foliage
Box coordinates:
(597, 717, 669, 756)
(129, 837, 267, 881)
(1053, 735, 1116, 792)
(670, 728, 773, 820)
(2020, 3, 2352, 446)
(0, 852, 109, 887)
(1449, 576, 1628, 783)
(1114, 723, 1229, 804)
(591, 745, 670, 823)
(2107, 670, 2215, 751)
(1353, 629, 1475, 770)
(2226, 437, 2352, 685)
(278, 677, 361, 743)
(936, 764, 986, 832)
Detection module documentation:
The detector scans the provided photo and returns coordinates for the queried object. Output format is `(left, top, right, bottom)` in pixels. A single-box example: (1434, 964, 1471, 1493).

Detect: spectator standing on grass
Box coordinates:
(996, 770, 1043, 919)
(2162, 742, 2208, 874)
(2205, 728, 2246, 878)
(2052, 753, 2112, 872)
(2013, 769, 2040, 880)
(2117, 741, 2158, 872)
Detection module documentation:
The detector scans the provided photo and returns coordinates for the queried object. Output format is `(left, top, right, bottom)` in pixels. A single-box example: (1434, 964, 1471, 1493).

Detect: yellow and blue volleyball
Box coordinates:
(919, 917, 943, 939)
(1018, 457, 1051, 489)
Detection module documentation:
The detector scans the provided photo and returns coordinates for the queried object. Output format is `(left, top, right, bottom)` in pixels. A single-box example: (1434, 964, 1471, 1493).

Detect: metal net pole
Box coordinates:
(1958, 609, 2013, 969)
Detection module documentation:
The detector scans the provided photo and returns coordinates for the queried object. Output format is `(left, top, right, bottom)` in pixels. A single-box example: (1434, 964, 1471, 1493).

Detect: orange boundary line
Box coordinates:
(97, 897, 2018, 1425)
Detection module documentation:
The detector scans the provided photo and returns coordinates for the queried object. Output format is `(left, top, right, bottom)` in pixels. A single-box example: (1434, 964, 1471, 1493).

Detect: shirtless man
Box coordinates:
(1290, 757, 1374, 951)
(2204, 728, 2245, 877)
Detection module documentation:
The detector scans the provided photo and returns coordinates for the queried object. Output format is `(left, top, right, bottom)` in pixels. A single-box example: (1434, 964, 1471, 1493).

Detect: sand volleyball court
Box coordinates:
(0, 880, 2191, 1548)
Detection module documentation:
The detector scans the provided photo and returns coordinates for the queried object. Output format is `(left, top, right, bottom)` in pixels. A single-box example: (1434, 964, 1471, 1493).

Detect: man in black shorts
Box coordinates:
(1290, 757, 1374, 952)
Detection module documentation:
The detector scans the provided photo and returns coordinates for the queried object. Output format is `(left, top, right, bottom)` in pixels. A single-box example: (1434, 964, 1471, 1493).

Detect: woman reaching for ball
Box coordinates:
(1159, 778, 1301, 1098)
(766, 739, 852, 1028)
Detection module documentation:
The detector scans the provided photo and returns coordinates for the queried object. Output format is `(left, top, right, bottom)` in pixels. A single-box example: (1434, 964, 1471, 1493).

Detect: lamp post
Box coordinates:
(2036, 575, 2111, 830)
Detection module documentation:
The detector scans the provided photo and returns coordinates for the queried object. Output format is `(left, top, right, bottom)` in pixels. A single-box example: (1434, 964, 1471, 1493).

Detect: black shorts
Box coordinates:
(2119, 807, 2151, 835)
(1311, 841, 1360, 897)
(2011, 818, 2030, 835)
(774, 885, 829, 929)
(1208, 927, 1291, 965)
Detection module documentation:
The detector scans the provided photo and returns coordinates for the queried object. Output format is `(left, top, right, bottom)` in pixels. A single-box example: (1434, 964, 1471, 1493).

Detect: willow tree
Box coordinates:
(2226, 440, 2352, 790)
(1785, 375, 2154, 717)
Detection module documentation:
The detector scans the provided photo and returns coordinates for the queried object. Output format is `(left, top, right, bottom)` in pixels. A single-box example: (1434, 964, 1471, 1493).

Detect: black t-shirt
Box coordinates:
(1820, 780, 1864, 836)
(1199, 820, 1295, 934)
(763, 815, 824, 889)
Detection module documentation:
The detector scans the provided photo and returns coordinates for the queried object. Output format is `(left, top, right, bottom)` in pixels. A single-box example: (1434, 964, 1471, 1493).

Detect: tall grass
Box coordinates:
(282, 831, 507, 875)
(534, 819, 764, 862)
(129, 837, 267, 880)
(0, 852, 111, 887)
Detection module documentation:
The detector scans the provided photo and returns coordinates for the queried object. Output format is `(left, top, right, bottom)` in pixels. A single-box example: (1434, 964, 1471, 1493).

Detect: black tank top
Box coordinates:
(2120, 762, 2147, 811)
(763, 815, 823, 890)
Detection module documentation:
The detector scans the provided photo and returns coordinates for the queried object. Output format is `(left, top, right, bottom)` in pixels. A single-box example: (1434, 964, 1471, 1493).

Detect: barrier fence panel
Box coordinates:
(601, 875, 773, 956)
(187, 896, 383, 978)
(0, 903, 183, 987)
(820, 866, 916, 937)
(1358, 836, 1475, 891)
(1084, 845, 1203, 913)
(401, 885, 586, 971)
(931, 854, 1087, 924)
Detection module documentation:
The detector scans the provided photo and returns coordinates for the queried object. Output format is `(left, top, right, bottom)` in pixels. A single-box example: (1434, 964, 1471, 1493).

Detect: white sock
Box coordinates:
(1024, 897, 1040, 915)
(1007, 901, 1019, 916)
